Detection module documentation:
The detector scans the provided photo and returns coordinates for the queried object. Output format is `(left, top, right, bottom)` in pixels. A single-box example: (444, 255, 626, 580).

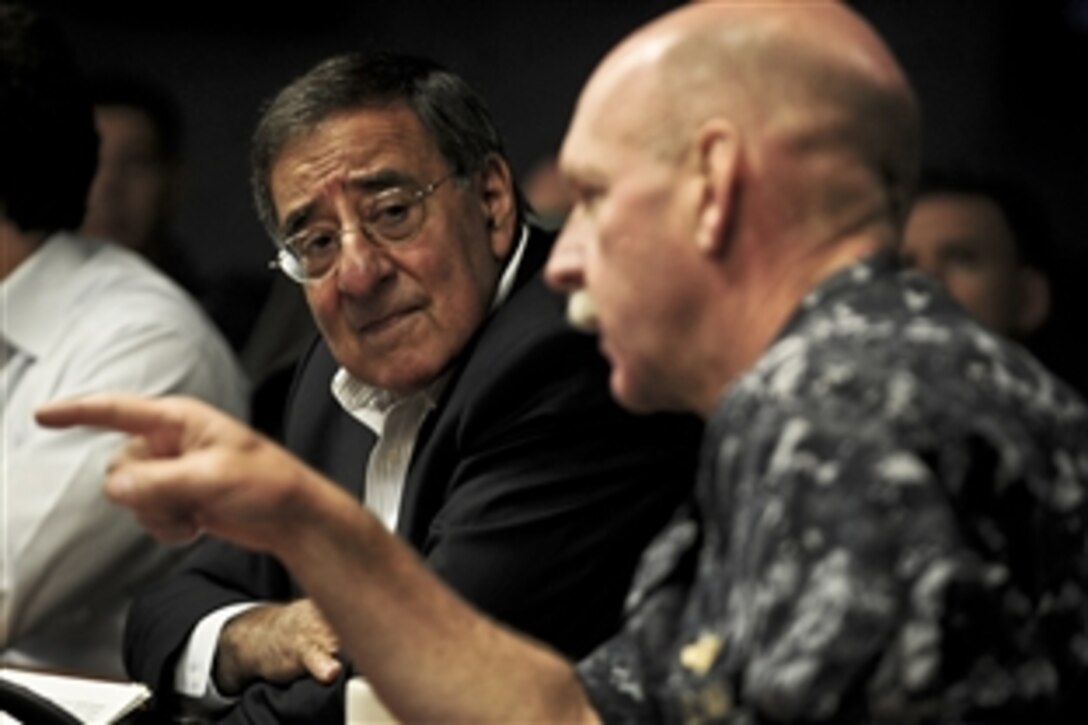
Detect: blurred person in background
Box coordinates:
(80, 71, 268, 353)
(80, 72, 199, 298)
(0, 1, 247, 678)
(902, 168, 1053, 341)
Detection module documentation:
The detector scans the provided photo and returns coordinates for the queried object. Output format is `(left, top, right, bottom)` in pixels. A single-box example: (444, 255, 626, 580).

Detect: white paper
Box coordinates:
(0, 667, 150, 724)
(346, 677, 398, 724)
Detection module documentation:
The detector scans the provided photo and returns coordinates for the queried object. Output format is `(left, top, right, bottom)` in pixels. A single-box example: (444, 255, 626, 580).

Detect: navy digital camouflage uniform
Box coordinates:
(577, 250, 1088, 722)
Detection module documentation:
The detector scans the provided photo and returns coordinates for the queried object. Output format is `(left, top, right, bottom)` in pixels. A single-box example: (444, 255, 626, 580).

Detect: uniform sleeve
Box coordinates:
(721, 420, 950, 721)
(574, 514, 702, 723)
(573, 404, 986, 723)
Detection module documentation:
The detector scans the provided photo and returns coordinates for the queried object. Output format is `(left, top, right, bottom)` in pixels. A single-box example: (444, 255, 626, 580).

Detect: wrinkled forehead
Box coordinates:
(269, 108, 441, 225)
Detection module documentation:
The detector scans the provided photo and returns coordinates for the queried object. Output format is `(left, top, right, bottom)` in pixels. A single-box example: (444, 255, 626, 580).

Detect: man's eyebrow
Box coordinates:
(280, 203, 315, 240)
(278, 169, 414, 238)
(344, 168, 415, 194)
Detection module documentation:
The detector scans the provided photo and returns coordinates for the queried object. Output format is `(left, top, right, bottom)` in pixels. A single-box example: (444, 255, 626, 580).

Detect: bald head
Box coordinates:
(564, 0, 920, 236)
(547, 1, 922, 415)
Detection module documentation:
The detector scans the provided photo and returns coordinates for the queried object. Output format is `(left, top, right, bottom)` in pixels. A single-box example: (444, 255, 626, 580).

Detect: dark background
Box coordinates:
(22, 0, 1088, 389)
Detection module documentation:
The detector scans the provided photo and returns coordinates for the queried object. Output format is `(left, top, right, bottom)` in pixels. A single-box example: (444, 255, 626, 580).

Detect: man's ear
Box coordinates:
(693, 119, 740, 256)
(476, 153, 517, 260)
(1013, 266, 1051, 336)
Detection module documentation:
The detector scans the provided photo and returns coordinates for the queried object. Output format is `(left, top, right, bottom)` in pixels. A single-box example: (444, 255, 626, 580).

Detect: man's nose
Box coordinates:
(336, 229, 394, 295)
(545, 215, 588, 294)
(89, 162, 123, 199)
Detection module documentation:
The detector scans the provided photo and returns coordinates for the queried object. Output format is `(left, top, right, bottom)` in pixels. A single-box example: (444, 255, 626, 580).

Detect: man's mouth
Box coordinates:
(354, 307, 418, 337)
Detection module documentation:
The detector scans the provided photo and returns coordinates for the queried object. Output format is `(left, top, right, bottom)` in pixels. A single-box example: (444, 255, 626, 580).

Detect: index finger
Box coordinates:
(35, 393, 174, 435)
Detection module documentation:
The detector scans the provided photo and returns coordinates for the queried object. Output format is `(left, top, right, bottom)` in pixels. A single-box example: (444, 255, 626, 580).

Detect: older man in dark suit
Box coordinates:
(119, 51, 701, 723)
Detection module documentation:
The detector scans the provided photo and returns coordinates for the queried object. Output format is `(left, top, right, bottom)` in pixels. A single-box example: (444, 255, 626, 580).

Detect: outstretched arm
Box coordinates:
(36, 393, 598, 724)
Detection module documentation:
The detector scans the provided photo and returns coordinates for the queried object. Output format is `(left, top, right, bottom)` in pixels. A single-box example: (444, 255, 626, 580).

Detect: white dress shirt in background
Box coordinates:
(0, 233, 248, 678)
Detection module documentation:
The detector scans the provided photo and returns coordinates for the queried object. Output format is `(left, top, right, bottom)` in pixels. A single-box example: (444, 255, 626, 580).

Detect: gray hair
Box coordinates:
(250, 50, 525, 240)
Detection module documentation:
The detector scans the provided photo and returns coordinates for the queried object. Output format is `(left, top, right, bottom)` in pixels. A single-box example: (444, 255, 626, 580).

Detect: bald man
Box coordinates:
(37, 1, 1088, 721)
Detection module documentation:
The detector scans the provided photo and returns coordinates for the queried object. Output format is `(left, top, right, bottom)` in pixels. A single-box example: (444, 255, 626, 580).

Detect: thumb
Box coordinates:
(302, 648, 343, 684)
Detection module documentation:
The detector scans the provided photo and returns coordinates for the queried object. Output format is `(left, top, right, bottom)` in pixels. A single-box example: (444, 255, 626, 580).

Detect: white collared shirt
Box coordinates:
(175, 225, 529, 704)
(329, 372, 448, 532)
(328, 222, 528, 529)
(0, 233, 248, 678)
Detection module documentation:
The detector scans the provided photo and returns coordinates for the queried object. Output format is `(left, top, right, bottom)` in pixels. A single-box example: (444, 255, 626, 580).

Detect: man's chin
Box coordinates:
(610, 364, 690, 416)
(609, 367, 656, 415)
(342, 353, 444, 397)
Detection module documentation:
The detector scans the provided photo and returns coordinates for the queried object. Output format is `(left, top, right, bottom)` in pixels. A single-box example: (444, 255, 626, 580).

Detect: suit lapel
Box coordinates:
(395, 226, 555, 546)
(285, 338, 377, 501)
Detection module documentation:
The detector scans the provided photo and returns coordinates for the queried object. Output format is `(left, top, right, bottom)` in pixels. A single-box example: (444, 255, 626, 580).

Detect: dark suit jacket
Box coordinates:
(123, 227, 702, 723)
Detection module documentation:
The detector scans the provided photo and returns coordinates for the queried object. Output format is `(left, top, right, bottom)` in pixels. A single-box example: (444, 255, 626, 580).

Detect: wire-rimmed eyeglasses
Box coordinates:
(269, 173, 456, 283)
